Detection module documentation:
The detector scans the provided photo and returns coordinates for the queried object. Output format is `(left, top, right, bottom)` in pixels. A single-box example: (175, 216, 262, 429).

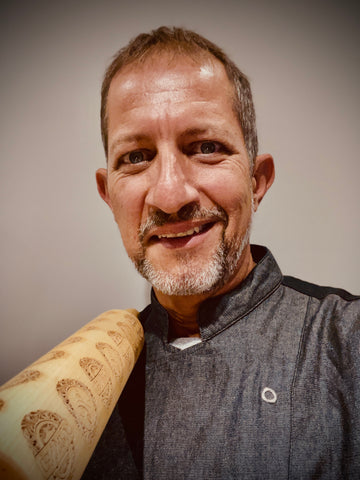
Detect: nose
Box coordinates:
(145, 148, 200, 214)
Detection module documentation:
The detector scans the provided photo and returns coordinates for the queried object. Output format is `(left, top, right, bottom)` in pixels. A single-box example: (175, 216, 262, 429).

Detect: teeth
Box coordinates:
(158, 226, 201, 239)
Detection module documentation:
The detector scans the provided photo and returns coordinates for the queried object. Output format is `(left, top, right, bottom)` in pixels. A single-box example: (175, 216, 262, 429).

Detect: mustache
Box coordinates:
(139, 203, 228, 242)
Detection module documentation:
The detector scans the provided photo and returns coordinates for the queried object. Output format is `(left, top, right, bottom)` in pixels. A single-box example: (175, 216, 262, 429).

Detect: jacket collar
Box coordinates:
(141, 245, 283, 342)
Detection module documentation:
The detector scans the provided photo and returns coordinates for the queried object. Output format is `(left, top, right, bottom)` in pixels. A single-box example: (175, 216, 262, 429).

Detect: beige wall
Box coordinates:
(1, 0, 359, 383)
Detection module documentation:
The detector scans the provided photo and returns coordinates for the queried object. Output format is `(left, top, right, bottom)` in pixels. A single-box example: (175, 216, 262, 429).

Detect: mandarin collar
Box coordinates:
(141, 245, 283, 342)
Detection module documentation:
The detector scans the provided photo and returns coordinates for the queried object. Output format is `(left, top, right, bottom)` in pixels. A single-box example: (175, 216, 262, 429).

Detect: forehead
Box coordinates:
(107, 53, 235, 118)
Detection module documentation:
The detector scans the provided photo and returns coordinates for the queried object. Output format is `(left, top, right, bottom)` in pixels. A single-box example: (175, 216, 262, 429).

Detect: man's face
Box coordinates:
(97, 54, 261, 298)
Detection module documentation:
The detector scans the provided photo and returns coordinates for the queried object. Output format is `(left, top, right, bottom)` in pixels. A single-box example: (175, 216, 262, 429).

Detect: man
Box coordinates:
(83, 27, 360, 479)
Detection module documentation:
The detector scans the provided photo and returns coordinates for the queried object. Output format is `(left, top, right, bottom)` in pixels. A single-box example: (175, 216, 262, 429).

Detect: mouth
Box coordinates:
(148, 221, 217, 249)
(156, 223, 212, 239)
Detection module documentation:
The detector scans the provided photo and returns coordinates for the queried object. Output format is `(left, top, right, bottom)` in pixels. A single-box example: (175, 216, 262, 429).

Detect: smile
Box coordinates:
(151, 222, 215, 242)
(157, 226, 202, 239)
(147, 222, 217, 250)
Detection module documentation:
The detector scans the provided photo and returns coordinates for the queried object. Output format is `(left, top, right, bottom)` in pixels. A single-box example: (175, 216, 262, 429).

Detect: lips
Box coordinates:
(139, 205, 228, 245)
(157, 225, 202, 239)
(146, 221, 217, 250)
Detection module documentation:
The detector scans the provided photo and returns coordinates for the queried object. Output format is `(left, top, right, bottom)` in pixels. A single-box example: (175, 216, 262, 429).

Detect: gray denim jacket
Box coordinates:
(83, 246, 360, 479)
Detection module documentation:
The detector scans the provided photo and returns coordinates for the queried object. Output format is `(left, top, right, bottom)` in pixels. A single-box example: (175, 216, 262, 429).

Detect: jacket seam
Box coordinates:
(287, 295, 311, 479)
(283, 276, 359, 302)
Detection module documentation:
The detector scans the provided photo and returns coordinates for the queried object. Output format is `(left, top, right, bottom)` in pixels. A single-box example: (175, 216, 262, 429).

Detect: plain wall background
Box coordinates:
(1, 0, 359, 384)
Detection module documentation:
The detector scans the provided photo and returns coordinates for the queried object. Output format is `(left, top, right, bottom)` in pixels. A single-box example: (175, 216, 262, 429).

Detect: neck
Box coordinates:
(154, 247, 256, 339)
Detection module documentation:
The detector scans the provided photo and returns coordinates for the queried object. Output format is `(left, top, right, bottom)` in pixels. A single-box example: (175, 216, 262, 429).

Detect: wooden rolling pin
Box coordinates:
(0, 309, 144, 480)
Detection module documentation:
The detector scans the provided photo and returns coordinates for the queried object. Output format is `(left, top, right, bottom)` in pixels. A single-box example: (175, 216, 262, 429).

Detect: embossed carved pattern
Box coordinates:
(96, 342, 124, 381)
(107, 330, 134, 368)
(0, 310, 143, 480)
(107, 330, 124, 346)
(21, 409, 75, 480)
(117, 321, 143, 358)
(33, 351, 66, 366)
(56, 379, 97, 443)
(79, 357, 113, 408)
(59, 336, 84, 346)
(0, 370, 41, 392)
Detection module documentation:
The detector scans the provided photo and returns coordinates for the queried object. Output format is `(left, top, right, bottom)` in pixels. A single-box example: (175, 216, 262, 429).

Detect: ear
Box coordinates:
(96, 168, 113, 210)
(251, 154, 275, 211)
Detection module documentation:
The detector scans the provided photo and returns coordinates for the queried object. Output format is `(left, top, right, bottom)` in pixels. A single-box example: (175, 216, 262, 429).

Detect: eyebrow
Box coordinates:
(179, 126, 232, 142)
(180, 127, 216, 138)
(180, 127, 209, 137)
(109, 134, 150, 157)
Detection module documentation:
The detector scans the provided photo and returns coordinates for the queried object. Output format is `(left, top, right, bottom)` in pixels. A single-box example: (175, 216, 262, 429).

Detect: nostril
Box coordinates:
(177, 202, 201, 220)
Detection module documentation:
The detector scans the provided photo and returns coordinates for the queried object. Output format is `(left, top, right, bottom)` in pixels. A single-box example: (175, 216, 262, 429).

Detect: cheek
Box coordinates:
(109, 181, 145, 244)
(198, 168, 252, 213)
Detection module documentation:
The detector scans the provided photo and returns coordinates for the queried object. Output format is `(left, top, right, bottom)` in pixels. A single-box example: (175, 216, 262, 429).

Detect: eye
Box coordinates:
(117, 149, 155, 168)
(129, 150, 146, 164)
(200, 142, 216, 154)
(184, 140, 233, 164)
(185, 140, 229, 157)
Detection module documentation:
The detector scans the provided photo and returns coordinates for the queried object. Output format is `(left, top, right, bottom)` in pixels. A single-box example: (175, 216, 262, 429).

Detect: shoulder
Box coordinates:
(281, 275, 360, 327)
(281, 275, 359, 330)
(281, 276, 360, 374)
(282, 275, 359, 302)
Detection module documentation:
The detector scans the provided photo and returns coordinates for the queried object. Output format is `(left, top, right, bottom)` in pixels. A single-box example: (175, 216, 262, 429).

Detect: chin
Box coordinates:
(133, 224, 251, 297)
(138, 257, 227, 296)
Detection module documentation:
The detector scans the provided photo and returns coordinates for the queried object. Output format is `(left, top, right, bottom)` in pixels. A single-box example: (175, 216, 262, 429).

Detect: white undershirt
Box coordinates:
(169, 337, 202, 350)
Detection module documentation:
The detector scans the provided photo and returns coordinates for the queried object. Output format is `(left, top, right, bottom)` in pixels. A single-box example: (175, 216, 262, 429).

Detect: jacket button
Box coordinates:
(261, 387, 277, 404)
